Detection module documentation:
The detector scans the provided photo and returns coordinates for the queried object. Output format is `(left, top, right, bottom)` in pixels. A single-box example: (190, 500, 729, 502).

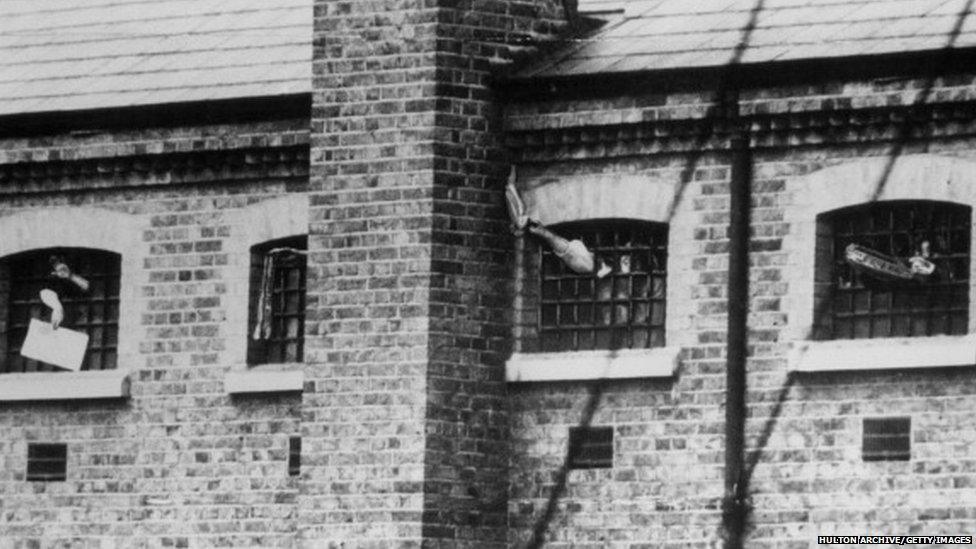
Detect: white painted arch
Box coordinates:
(784, 154, 976, 348)
(522, 174, 680, 226)
(0, 206, 142, 374)
(512, 170, 698, 370)
(234, 194, 309, 250)
(0, 207, 139, 258)
(223, 194, 309, 367)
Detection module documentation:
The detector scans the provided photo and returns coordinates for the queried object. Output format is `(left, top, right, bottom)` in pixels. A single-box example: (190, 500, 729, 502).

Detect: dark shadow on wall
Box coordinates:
(869, 0, 976, 203)
(523, 0, 766, 546)
(519, 0, 976, 546)
(742, 0, 975, 518)
(526, 379, 605, 549)
(741, 374, 796, 490)
(665, 0, 766, 224)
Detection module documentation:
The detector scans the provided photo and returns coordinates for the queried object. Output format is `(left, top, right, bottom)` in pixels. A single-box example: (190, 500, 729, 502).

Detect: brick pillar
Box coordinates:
(307, 0, 568, 545)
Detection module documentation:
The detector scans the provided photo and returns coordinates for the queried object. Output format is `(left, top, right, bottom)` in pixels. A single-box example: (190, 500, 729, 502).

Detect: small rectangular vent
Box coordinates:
(288, 436, 301, 477)
(27, 443, 67, 481)
(568, 426, 613, 469)
(863, 417, 911, 461)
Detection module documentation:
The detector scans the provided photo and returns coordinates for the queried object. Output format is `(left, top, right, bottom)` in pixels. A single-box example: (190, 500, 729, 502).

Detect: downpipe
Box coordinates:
(723, 128, 752, 549)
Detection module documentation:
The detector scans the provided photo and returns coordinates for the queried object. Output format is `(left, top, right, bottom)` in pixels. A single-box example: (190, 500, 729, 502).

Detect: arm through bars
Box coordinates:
(505, 167, 610, 278)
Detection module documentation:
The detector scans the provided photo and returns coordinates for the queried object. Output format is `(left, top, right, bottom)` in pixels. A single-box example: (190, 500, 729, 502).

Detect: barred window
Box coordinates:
(1, 248, 120, 373)
(248, 236, 307, 365)
(818, 201, 970, 340)
(540, 220, 667, 352)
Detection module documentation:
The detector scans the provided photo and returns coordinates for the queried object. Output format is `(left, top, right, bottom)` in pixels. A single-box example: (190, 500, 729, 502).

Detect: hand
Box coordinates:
(51, 262, 89, 292)
(52, 262, 72, 279)
(51, 307, 63, 330)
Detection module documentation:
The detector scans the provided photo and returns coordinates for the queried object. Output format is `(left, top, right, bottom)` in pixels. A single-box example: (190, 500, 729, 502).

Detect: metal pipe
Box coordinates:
(723, 127, 752, 549)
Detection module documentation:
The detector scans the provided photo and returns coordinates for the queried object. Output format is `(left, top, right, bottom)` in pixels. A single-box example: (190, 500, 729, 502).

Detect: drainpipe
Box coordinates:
(723, 96, 751, 549)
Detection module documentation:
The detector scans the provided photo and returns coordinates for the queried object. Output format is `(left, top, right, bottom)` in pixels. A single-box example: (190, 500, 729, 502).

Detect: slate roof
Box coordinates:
(527, 0, 976, 77)
(3, 0, 976, 115)
(0, 0, 310, 116)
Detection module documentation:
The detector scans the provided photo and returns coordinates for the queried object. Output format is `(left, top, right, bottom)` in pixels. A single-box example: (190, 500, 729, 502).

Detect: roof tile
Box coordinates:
(5, 0, 976, 112)
(537, 0, 976, 77)
(0, 0, 310, 115)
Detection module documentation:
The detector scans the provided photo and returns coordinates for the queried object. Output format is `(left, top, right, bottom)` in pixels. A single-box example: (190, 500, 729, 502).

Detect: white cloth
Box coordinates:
(553, 239, 595, 274)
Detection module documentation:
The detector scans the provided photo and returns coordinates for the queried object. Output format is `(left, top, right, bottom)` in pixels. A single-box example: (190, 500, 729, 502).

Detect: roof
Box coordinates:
(0, 0, 310, 116)
(3, 0, 976, 116)
(525, 0, 976, 78)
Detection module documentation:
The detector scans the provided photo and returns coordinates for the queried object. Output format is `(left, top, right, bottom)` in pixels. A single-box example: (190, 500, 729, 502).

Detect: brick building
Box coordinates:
(2, 0, 976, 547)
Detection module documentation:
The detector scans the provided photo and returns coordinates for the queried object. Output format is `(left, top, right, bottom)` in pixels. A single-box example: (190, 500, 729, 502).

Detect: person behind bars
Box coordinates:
(39, 256, 90, 330)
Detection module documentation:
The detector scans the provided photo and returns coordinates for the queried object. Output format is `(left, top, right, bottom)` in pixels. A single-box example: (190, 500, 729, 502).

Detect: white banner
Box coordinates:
(19, 318, 89, 372)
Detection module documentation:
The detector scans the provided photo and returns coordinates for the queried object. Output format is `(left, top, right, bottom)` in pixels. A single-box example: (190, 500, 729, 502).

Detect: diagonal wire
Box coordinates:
(522, 2, 766, 547)
(868, 0, 976, 203)
(665, 0, 765, 224)
(517, 0, 974, 545)
(742, 0, 975, 499)
(526, 381, 606, 549)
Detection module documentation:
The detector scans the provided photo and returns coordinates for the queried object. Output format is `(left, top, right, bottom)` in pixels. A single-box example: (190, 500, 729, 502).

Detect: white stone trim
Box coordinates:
(516, 170, 698, 352)
(234, 194, 310, 248)
(506, 347, 680, 382)
(790, 335, 976, 373)
(0, 207, 142, 375)
(0, 370, 130, 401)
(225, 367, 304, 394)
(224, 194, 308, 367)
(0, 207, 138, 256)
(522, 174, 679, 227)
(784, 154, 976, 346)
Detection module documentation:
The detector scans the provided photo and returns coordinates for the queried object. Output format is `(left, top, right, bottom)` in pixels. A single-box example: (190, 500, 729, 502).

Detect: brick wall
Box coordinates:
(4, 9, 976, 549)
(309, 0, 569, 545)
(506, 153, 730, 547)
(0, 120, 310, 548)
(503, 72, 976, 546)
(0, 0, 577, 545)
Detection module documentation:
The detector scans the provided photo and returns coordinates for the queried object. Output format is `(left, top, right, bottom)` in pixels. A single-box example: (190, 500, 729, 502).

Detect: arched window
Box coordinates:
(815, 201, 970, 340)
(1, 248, 121, 372)
(247, 236, 307, 365)
(539, 220, 668, 352)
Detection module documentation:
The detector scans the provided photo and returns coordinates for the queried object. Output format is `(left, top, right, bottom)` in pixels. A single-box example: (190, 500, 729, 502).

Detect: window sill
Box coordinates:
(225, 366, 304, 394)
(789, 334, 976, 373)
(506, 347, 680, 382)
(0, 370, 130, 401)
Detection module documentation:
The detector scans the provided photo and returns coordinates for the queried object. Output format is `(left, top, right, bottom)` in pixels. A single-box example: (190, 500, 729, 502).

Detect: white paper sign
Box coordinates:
(19, 318, 89, 371)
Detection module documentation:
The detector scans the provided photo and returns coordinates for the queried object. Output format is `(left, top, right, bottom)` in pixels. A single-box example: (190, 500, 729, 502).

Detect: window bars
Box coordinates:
(825, 201, 970, 340)
(539, 220, 668, 352)
(249, 237, 307, 365)
(3, 249, 120, 373)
